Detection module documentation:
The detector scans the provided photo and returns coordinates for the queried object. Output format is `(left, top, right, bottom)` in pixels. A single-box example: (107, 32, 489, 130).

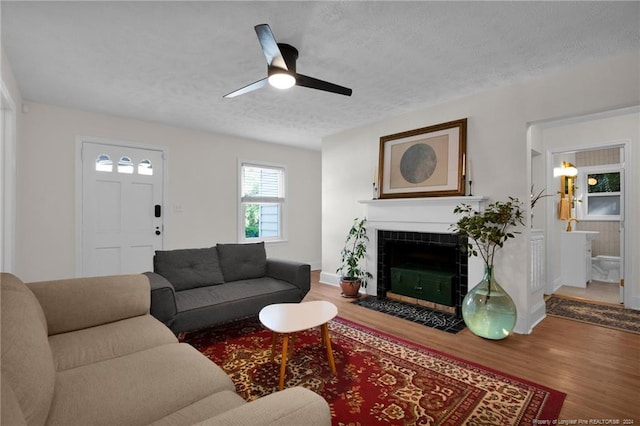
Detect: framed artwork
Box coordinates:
(377, 118, 467, 198)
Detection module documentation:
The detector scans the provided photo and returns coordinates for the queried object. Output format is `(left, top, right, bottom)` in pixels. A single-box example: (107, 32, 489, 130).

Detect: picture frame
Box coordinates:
(377, 118, 467, 199)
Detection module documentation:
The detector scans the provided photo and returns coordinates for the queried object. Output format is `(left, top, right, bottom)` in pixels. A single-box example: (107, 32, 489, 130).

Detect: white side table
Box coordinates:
(258, 301, 338, 390)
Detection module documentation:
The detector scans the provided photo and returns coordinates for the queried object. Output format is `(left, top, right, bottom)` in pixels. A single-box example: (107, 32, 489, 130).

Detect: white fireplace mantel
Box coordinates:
(359, 196, 488, 296)
(359, 196, 488, 234)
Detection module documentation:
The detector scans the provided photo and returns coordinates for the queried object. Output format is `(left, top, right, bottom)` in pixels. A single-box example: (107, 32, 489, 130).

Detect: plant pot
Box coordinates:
(461, 266, 517, 340)
(339, 278, 362, 298)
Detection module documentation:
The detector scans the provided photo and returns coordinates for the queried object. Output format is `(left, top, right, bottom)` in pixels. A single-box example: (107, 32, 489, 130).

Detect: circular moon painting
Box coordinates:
(400, 143, 437, 184)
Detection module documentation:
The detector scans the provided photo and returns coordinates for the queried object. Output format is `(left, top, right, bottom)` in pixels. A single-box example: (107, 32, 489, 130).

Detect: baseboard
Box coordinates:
(528, 299, 547, 332)
(319, 270, 340, 286)
(319, 270, 376, 297)
(550, 277, 562, 294)
(625, 294, 640, 311)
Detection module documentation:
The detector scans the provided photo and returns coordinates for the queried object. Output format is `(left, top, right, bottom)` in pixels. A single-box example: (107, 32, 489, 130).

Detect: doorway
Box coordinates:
(77, 138, 166, 277)
(534, 106, 638, 309)
(550, 147, 625, 305)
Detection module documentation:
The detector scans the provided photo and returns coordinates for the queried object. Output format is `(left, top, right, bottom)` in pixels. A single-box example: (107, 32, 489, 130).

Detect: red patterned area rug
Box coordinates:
(181, 317, 565, 425)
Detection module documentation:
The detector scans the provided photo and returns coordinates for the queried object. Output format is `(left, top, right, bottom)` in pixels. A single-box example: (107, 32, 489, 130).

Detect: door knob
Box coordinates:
(155, 226, 161, 235)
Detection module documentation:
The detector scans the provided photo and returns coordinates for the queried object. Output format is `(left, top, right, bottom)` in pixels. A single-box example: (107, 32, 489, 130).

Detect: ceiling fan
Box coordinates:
(223, 24, 352, 98)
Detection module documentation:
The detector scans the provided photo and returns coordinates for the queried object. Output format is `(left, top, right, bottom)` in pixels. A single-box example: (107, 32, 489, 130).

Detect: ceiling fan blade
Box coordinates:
(223, 78, 268, 98)
(296, 73, 352, 96)
(254, 24, 287, 70)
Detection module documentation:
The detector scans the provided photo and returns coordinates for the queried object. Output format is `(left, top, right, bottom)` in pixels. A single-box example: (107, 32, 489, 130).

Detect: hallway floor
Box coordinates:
(554, 280, 621, 304)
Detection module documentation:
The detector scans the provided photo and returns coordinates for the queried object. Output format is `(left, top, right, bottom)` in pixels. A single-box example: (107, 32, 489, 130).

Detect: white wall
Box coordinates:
(16, 103, 322, 281)
(321, 51, 640, 333)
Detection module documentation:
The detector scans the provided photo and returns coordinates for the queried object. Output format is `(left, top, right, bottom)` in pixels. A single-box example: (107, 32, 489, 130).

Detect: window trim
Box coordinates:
(237, 159, 287, 243)
(577, 164, 623, 221)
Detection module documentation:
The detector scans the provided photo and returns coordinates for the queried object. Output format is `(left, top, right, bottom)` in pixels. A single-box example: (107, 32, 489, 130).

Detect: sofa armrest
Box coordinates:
(26, 274, 150, 335)
(195, 387, 330, 426)
(143, 272, 177, 327)
(266, 259, 311, 296)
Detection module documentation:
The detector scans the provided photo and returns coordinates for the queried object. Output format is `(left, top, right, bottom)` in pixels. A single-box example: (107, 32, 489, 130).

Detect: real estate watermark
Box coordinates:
(533, 419, 635, 425)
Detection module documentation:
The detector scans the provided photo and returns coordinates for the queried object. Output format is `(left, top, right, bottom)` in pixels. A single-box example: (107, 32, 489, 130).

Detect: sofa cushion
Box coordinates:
(217, 242, 267, 282)
(171, 278, 303, 333)
(49, 315, 178, 371)
(27, 274, 151, 335)
(0, 273, 56, 426)
(47, 343, 235, 426)
(195, 387, 332, 426)
(1, 376, 27, 426)
(154, 247, 225, 291)
(149, 390, 246, 426)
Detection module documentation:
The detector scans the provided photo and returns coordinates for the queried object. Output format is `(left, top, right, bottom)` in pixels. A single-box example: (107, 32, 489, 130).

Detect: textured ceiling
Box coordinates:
(2, 1, 639, 150)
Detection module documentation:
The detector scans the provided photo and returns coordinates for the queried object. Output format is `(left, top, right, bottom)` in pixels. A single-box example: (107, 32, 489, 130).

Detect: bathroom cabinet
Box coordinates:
(560, 231, 599, 288)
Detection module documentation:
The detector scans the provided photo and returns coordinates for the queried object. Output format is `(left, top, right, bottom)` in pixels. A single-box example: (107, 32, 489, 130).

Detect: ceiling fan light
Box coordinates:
(268, 73, 295, 89)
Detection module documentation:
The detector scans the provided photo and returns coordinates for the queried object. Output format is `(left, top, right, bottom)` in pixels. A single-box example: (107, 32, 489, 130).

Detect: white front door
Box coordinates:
(81, 141, 164, 276)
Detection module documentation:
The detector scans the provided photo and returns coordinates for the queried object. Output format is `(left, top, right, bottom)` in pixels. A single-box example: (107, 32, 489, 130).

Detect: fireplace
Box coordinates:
(376, 230, 468, 318)
(358, 196, 487, 321)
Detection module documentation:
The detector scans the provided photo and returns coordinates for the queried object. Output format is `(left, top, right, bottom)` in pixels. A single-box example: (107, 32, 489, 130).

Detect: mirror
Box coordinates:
(558, 162, 578, 206)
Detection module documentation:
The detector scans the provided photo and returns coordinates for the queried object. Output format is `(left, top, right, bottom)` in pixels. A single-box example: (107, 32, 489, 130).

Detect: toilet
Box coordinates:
(591, 255, 621, 283)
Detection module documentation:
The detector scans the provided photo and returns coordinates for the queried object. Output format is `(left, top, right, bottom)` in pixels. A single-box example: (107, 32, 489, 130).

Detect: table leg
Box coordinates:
(321, 323, 336, 374)
(279, 334, 289, 390)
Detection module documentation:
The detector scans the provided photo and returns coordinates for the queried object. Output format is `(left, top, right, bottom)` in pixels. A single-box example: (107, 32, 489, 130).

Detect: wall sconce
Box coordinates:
(563, 163, 578, 177)
(553, 161, 578, 177)
(556, 161, 578, 209)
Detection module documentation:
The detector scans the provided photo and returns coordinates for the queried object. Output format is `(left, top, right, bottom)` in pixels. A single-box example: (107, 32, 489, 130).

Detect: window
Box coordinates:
(578, 166, 622, 220)
(117, 156, 134, 174)
(95, 154, 153, 176)
(95, 154, 113, 172)
(239, 162, 285, 242)
(138, 159, 153, 175)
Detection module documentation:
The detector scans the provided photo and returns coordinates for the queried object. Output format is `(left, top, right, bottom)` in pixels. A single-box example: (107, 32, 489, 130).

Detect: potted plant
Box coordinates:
(336, 217, 373, 298)
(451, 197, 524, 339)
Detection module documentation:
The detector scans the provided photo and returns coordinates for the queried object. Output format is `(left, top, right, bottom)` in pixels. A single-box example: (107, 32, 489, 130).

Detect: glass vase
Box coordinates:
(462, 265, 517, 340)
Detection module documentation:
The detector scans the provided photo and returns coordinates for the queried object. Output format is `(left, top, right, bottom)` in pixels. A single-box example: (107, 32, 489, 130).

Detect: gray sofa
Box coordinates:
(1, 272, 330, 426)
(144, 242, 311, 334)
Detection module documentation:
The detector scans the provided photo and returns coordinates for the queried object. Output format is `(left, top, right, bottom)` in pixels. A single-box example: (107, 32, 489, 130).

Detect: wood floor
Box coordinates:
(305, 271, 640, 421)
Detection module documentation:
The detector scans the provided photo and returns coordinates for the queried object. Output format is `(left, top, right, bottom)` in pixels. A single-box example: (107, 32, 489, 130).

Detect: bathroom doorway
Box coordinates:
(532, 107, 638, 309)
(552, 151, 623, 304)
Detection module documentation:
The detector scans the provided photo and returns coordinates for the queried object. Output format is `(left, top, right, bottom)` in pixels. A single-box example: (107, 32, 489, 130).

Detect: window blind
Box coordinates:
(241, 163, 284, 203)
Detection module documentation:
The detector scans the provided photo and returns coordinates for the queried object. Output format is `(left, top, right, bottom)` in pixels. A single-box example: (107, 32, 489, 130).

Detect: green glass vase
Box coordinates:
(462, 265, 517, 340)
